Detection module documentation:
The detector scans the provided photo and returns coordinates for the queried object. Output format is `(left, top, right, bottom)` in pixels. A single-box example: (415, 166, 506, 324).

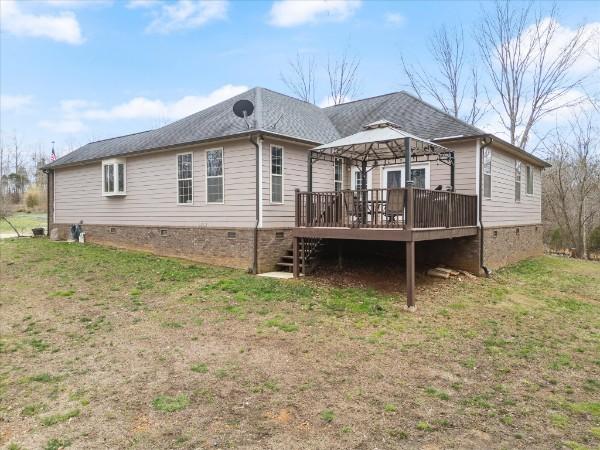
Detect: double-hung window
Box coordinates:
(526, 165, 533, 195)
(515, 160, 522, 202)
(483, 147, 492, 198)
(271, 145, 283, 203)
(334, 158, 343, 192)
(177, 153, 193, 204)
(102, 158, 126, 196)
(206, 148, 224, 203)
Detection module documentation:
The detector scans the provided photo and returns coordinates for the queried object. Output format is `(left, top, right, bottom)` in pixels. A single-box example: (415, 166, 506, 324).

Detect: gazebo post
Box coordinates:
(404, 137, 416, 310)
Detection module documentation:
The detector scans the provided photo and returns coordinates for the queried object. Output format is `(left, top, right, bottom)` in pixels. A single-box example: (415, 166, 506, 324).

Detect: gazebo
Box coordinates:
(292, 120, 478, 310)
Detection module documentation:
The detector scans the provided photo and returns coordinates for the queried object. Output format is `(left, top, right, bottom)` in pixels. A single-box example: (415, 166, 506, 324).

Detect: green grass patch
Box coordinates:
(424, 387, 449, 400)
(263, 317, 298, 332)
(0, 212, 46, 234)
(191, 363, 208, 374)
(41, 409, 80, 426)
(50, 290, 76, 298)
(152, 394, 189, 412)
(320, 409, 335, 423)
(22, 402, 47, 416)
(44, 438, 72, 450)
(416, 421, 433, 431)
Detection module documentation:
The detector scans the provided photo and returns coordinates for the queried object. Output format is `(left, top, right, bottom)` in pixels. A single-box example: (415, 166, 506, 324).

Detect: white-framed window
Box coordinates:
(206, 148, 224, 203)
(334, 158, 343, 192)
(270, 145, 283, 203)
(381, 162, 430, 189)
(526, 165, 533, 195)
(102, 158, 126, 196)
(515, 160, 522, 202)
(177, 153, 193, 204)
(351, 166, 372, 189)
(483, 147, 492, 198)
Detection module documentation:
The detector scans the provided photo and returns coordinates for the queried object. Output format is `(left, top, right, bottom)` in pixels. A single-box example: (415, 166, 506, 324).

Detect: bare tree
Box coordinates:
(542, 110, 600, 258)
(327, 47, 360, 105)
(281, 52, 317, 104)
(401, 25, 485, 125)
(478, 1, 589, 149)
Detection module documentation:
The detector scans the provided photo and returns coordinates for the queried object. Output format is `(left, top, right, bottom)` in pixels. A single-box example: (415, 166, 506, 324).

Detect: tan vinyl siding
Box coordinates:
(54, 140, 257, 227)
(482, 144, 542, 226)
(262, 138, 333, 228)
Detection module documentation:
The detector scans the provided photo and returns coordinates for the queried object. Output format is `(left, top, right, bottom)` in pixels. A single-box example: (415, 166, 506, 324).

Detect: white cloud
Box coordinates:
(514, 18, 600, 76)
(58, 84, 248, 123)
(126, 0, 159, 9)
(0, 0, 84, 44)
(385, 12, 404, 26)
(39, 119, 87, 134)
(45, 0, 112, 8)
(1, 94, 33, 112)
(269, 0, 361, 27)
(143, 0, 228, 34)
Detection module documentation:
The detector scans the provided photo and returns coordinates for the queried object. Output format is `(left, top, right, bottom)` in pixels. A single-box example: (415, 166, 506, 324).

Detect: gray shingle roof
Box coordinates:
(324, 91, 484, 141)
(47, 87, 487, 168)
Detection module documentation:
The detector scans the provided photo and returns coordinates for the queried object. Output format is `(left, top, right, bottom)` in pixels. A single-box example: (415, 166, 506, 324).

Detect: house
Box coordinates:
(45, 87, 548, 292)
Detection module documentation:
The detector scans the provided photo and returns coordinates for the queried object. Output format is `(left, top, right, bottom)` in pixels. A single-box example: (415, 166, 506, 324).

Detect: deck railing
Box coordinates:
(295, 188, 477, 229)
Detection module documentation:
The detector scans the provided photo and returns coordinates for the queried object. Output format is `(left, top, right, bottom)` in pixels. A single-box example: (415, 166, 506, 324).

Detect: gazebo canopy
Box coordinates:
(311, 120, 450, 164)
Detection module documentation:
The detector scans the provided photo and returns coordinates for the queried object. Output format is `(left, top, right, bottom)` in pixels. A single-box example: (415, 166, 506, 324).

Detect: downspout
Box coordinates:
(250, 133, 263, 274)
(42, 168, 51, 236)
(479, 136, 493, 277)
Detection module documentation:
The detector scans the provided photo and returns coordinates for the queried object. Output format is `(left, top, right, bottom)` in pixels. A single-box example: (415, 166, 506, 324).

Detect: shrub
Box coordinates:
(589, 226, 600, 251)
(25, 187, 41, 209)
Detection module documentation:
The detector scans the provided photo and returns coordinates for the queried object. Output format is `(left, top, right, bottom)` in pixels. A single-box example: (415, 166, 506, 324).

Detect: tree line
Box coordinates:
(280, 0, 599, 258)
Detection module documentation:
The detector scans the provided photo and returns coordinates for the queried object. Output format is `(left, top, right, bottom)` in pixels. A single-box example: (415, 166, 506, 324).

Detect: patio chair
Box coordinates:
(343, 190, 366, 225)
(385, 189, 404, 225)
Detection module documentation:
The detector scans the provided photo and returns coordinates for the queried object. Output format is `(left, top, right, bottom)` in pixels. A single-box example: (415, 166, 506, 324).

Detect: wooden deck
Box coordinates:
(292, 186, 479, 309)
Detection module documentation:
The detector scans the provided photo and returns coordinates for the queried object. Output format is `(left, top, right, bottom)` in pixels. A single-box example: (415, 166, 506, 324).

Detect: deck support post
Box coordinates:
(404, 136, 416, 310)
(292, 237, 299, 278)
(337, 240, 343, 270)
(406, 241, 416, 310)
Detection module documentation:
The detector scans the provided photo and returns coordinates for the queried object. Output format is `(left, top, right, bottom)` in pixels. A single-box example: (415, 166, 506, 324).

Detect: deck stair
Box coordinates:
(276, 238, 324, 275)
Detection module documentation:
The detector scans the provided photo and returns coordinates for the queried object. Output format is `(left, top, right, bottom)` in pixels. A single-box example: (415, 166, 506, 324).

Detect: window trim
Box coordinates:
(270, 144, 284, 204)
(515, 160, 522, 203)
(334, 157, 344, 192)
(381, 162, 430, 189)
(176, 152, 194, 206)
(205, 147, 225, 204)
(101, 158, 126, 196)
(526, 165, 534, 196)
(483, 147, 492, 199)
(350, 166, 373, 189)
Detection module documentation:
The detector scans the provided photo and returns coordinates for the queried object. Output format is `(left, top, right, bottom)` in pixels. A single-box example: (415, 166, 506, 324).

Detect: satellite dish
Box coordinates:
(233, 99, 254, 118)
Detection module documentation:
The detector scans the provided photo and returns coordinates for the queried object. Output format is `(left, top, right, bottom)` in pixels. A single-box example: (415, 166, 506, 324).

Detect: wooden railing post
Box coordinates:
(295, 188, 300, 227)
(447, 192, 452, 228)
(405, 185, 414, 230)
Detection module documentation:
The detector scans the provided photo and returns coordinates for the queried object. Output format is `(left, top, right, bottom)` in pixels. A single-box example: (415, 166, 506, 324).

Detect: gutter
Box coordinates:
(479, 136, 493, 277)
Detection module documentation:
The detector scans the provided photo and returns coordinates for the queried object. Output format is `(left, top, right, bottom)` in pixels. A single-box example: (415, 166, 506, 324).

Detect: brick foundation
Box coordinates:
(419, 235, 482, 275)
(49, 223, 293, 273)
(482, 224, 543, 270)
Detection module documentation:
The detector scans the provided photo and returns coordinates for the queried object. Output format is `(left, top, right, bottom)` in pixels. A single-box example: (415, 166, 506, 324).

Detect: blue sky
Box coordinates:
(1, 0, 599, 158)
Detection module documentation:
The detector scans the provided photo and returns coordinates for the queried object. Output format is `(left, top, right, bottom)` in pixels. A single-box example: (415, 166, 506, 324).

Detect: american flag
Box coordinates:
(50, 144, 56, 162)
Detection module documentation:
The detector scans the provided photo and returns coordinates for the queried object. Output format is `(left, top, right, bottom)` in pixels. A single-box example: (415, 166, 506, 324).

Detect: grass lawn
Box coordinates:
(0, 213, 47, 235)
(1, 239, 599, 449)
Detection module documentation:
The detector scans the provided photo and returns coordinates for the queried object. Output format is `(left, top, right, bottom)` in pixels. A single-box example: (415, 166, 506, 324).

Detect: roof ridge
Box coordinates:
(83, 128, 155, 145)
(259, 86, 323, 108)
(397, 90, 484, 135)
(323, 91, 402, 109)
